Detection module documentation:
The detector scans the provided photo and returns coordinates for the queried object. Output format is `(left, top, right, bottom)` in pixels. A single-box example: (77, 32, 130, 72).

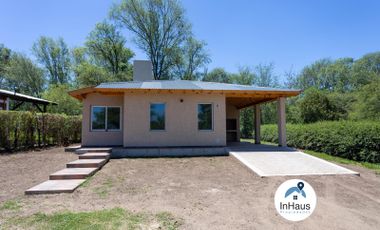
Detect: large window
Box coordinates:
(150, 103, 165, 130)
(198, 103, 213, 130)
(91, 106, 121, 131)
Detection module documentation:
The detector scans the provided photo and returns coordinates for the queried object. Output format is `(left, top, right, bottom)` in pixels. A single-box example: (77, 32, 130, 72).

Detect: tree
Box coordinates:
(350, 79, 380, 120)
(254, 63, 279, 87)
(32, 36, 71, 84)
(298, 88, 347, 123)
(86, 21, 134, 79)
(0, 44, 11, 88)
(42, 84, 82, 115)
(74, 62, 113, 88)
(351, 52, 380, 88)
(3, 53, 45, 96)
(111, 0, 191, 79)
(202, 68, 231, 83)
(173, 37, 210, 80)
(231, 66, 255, 85)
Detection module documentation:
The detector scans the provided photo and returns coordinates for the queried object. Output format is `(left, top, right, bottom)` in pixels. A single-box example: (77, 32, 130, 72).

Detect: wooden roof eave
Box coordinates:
(68, 87, 301, 101)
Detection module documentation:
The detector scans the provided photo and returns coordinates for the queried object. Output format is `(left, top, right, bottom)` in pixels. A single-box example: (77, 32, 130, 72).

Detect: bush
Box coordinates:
(0, 111, 81, 151)
(261, 121, 380, 163)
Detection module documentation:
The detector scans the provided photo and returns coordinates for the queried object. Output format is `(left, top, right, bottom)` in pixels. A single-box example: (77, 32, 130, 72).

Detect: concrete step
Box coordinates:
(75, 148, 112, 154)
(64, 145, 81, 152)
(25, 179, 85, 195)
(66, 159, 107, 168)
(49, 168, 98, 180)
(79, 152, 110, 160)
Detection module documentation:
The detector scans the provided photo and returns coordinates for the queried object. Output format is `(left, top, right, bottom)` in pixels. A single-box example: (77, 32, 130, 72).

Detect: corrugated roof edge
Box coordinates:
(95, 80, 300, 92)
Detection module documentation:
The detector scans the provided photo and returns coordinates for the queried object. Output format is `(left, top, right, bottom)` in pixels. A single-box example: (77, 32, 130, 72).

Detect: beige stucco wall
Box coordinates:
(81, 93, 124, 146)
(226, 103, 240, 141)
(123, 92, 226, 147)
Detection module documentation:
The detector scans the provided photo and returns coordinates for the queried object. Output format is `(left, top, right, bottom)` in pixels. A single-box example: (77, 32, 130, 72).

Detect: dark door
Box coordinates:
(226, 119, 238, 142)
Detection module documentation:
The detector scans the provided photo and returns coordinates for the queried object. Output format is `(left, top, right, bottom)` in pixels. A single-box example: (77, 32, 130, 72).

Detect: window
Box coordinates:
(150, 103, 165, 130)
(198, 104, 213, 130)
(91, 106, 121, 131)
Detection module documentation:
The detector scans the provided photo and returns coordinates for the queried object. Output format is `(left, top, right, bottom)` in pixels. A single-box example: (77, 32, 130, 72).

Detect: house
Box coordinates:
(69, 61, 300, 153)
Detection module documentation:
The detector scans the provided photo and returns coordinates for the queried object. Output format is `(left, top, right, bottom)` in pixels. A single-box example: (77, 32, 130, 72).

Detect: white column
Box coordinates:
(254, 104, 261, 144)
(6, 97, 9, 111)
(277, 97, 286, 147)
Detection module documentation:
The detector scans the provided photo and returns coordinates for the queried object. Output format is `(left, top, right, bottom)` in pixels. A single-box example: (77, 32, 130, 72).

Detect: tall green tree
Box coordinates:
(173, 37, 210, 80)
(0, 44, 11, 88)
(202, 68, 231, 83)
(111, 0, 191, 79)
(4, 53, 45, 96)
(42, 84, 82, 115)
(86, 21, 134, 79)
(32, 37, 71, 84)
(350, 79, 380, 120)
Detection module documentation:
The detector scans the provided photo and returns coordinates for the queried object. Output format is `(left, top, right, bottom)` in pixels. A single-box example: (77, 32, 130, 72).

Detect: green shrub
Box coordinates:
(261, 121, 380, 163)
(0, 111, 81, 151)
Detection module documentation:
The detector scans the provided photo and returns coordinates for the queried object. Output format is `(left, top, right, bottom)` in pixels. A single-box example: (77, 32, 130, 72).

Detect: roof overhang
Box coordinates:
(69, 86, 301, 109)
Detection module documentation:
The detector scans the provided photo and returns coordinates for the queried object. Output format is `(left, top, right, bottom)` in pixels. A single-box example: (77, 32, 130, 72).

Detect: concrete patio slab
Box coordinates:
(230, 149, 359, 177)
(79, 152, 110, 159)
(25, 179, 85, 195)
(49, 168, 98, 180)
(66, 159, 107, 168)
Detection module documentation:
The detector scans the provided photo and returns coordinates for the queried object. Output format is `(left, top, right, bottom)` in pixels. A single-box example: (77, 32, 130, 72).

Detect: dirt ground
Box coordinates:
(0, 147, 380, 230)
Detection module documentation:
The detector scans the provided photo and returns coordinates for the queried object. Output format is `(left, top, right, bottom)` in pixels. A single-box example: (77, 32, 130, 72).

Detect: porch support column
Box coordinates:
(254, 104, 261, 144)
(277, 97, 286, 147)
(6, 97, 9, 111)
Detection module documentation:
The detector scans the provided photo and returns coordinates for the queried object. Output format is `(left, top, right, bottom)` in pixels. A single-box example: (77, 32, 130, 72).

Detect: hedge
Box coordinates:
(261, 121, 380, 163)
(0, 111, 81, 151)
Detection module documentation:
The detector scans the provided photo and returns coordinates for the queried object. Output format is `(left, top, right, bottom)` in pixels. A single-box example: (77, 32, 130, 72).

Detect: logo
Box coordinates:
(274, 179, 317, 221)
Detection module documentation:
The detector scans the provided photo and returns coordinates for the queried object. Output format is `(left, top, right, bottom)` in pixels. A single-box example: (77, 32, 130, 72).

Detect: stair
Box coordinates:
(79, 152, 110, 159)
(25, 149, 111, 195)
(67, 159, 107, 168)
(49, 168, 98, 180)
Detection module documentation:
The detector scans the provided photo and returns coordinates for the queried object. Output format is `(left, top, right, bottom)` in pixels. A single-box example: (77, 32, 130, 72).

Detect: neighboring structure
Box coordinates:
(69, 60, 300, 148)
(0, 89, 57, 112)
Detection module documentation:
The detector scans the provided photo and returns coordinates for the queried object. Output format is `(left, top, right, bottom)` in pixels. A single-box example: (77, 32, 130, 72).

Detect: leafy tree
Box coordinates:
(231, 66, 255, 85)
(350, 79, 380, 120)
(351, 52, 380, 88)
(32, 36, 71, 84)
(202, 68, 231, 83)
(173, 37, 210, 80)
(86, 21, 134, 79)
(42, 84, 82, 115)
(74, 62, 112, 88)
(4, 53, 45, 96)
(254, 63, 279, 87)
(111, 0, 191, 79)
(298, 88, 347, 123)
(0, 44, 11, 88)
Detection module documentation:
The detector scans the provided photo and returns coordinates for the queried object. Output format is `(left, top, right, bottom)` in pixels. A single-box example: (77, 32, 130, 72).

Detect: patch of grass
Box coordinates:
(80, 176, 94, 188)
(241, 138, 380, 174)
(94, 178, 114, 198)
(4, 208, 181, 230)
(0, 200, 22, 211)
(304, 149, 380, 174)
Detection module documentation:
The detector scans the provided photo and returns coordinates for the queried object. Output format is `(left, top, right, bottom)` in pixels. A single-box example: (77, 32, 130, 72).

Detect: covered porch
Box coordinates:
(225, 89, 298, 147)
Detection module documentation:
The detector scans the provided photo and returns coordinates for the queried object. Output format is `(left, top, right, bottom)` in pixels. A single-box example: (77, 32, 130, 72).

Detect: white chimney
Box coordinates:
(133, 60, 154, 81)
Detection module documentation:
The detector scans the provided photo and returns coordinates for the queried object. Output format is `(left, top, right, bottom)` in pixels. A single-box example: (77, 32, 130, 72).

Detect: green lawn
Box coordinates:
(3, 208, 182, 230)
(241, 138, 380, 174)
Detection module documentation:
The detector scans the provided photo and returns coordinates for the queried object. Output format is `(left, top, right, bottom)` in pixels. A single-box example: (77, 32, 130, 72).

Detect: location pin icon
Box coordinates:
(297, 182, 304, 191)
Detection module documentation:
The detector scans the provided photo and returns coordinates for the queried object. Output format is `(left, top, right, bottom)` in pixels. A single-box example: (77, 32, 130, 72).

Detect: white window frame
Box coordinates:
(149, 102, 166, 131)
(197, 103, 214, 131)
(90, 106, 122, 132)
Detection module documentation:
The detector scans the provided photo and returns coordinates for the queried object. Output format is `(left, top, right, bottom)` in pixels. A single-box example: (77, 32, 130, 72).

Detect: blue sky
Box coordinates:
(1, 0, 380, 82)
